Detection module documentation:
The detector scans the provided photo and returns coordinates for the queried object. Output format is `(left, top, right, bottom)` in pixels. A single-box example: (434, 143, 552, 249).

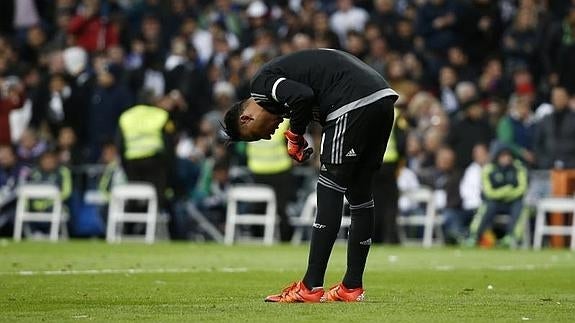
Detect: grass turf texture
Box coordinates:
(0, 241, 574, 322)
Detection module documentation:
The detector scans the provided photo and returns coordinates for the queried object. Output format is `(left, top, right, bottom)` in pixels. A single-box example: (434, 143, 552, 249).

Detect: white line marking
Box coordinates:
(0, 267, 248, 276)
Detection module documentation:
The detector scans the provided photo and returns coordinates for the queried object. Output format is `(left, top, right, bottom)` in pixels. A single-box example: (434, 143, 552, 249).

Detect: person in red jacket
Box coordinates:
(67, 0, 118, 53)
(0, 77, 25, 145)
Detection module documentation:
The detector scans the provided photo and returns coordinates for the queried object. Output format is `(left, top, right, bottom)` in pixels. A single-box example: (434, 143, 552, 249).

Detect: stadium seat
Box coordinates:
(396, 187, 443, 248)
(533, 197, 575, 250)
(290, 191, 352, 245)
(106, 182, 158, 244)
(224, 184, 277, 245)
(13, 184, 67, 242)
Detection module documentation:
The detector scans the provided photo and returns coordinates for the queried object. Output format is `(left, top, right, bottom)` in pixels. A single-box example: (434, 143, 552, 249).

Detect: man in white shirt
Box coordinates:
(329, 0, 369, 47)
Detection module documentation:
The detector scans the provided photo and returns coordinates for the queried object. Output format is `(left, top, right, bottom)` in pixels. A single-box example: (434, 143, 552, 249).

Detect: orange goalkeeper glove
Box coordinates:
(284, 129, 313, 162)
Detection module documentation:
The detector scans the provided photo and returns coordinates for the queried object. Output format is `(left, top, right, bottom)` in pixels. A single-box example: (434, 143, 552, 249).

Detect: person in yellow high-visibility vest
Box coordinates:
(372, 107, 407, 244)
(246, 119, 294, 242)
(117, 90, 184, 239)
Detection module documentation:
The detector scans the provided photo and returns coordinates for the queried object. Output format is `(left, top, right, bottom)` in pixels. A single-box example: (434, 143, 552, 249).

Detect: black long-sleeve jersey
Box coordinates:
(250, 49, 398, 134)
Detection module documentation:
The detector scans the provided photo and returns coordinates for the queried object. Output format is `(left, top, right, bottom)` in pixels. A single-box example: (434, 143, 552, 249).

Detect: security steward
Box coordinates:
(372, 107, 407, 244)
(117, 90, 186, 239)
(246, 119, 294, 242)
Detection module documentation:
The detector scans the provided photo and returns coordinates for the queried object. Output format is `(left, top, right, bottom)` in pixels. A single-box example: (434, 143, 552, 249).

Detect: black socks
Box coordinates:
(342, 202, 374, 289)
(303, 181, 344, 288)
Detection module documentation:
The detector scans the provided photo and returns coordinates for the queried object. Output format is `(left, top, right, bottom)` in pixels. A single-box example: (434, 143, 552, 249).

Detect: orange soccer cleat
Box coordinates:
(264, 281, 325, 303)
(325, 283, 365, 302)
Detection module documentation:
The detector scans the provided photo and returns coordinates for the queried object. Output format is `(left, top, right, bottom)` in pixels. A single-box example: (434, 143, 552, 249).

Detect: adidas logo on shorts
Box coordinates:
(345, 149, 357, 157)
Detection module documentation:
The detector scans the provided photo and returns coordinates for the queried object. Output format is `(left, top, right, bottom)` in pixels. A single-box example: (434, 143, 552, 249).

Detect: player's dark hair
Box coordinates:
(223, 99, 248, 141)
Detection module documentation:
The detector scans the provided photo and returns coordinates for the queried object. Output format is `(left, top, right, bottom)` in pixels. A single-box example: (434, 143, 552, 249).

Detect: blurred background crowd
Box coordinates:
(1, 0, 575, 245)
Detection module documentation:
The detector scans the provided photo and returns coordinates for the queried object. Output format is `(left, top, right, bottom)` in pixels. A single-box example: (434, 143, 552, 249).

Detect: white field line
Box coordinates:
(0, 267, 248, 276)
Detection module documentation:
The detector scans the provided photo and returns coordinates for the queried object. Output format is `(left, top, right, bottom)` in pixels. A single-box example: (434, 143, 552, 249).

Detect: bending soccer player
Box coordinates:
(224, 49, 398, 302)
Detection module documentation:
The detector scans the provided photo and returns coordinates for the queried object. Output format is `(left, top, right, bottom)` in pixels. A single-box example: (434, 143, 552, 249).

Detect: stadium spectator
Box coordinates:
(544, 5, 575, 94)
(0, 77, 25, 145)
(534, 86, 575, 169)
(61, 46, 92, 145)
(16, 128, 47, 167)
(67, 0, 119, 53)
(459, 0, 502, 66)
(88, 63, 133, 159)
(501, 9, 538, 74)
(416, 0, 461, 58)
(497, 95, 535, 165)
(446, 46, 477, 82)
(418, 146, 462, 215)
(447, 97, 492, 169)
(478, 56, 507, 99)
(438, 65, 459, 116)
(364, 36, 388, 77)
(370, 0, 400, 40)
(0, 144, 28, 236)
(467, 145, 529, 248)
(311, 11, 341, 49)
(56, 126, 84, 167)
(444, 143, 489, 244)
(405, 132, 425, 174)
(421, 128, 444, 170)
(330, 0, 369, 47)
(24, 149, 72, 235)
(388, 16, 416, 54)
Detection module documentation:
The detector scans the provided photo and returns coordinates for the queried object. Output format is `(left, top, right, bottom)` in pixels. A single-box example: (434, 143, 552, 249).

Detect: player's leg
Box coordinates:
(302, 164, 346, 289)
(326, 98, 395, 302)
(342, 169, 374, 289)
(264, 164, 347, 303)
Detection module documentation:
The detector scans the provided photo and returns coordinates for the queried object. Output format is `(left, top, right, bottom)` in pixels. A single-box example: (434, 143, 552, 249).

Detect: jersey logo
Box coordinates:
(320, 164, 327, 171)
(345, 149, 357, 157)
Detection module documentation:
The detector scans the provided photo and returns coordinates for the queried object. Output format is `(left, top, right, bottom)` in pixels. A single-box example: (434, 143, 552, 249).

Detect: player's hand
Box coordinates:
(284, 129, 313, 163)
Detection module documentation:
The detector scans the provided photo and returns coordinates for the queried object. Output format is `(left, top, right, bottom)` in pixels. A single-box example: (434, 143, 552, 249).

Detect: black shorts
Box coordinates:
(319, 97, 396, 170)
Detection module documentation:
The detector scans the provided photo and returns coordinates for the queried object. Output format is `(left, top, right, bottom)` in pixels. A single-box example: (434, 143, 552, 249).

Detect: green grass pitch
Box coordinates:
(1, 241, 574, 322)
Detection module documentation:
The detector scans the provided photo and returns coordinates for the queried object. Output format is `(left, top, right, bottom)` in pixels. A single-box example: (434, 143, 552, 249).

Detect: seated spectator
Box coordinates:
(421, 128, 444, 169)
(418, 146, 462, 214)
(0, 144, 28, 236)
(24, 149, 72, 234)
(443, 143, 489, 243)
(16, 128, 47, 166)
(192, 157, 231, 232)
(97, 142, 125, 203)
(405, 132, 425, 174)
(56, 127, 85, 167)
(466, 145, 528, 248)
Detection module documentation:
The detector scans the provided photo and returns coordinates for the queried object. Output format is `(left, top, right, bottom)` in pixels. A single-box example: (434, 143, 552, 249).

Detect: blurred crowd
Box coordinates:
(1, 0, 575, 243)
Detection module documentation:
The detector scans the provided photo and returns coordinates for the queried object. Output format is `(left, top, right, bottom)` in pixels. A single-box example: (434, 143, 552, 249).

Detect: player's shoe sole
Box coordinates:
(264, 281, 325, 303)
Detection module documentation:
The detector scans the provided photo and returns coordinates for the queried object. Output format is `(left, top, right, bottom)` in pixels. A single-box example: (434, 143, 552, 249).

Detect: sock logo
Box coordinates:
(312, 223, 326, 229)
(359, 238, 372, 245)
